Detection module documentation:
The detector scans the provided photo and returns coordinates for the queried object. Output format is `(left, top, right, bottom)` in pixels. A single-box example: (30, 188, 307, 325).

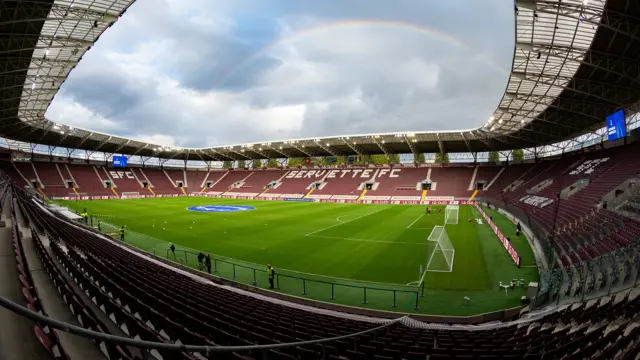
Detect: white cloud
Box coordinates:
(47, 98, 121, 131)
(48, 0, 514, 147)
(133, 134, 177, 146)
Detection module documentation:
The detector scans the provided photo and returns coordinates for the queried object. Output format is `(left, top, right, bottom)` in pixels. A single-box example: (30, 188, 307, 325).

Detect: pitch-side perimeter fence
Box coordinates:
(59, 209, 428, 312)
(167, 249, 425, 311)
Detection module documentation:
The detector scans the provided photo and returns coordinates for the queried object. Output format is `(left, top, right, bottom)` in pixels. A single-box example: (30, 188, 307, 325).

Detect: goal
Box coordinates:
(121, 192, 140, 198)
(444, 205, 459, 225)
(425, 225, 455, 272)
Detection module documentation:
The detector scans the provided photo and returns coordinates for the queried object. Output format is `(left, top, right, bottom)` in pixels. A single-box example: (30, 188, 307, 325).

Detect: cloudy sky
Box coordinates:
(46, 0, 515, 148)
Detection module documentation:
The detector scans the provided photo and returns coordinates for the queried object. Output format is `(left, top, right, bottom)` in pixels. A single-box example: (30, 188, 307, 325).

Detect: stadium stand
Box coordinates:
(33, 163, 67, 197)
(210, 170, 256, 193)
(139, 168, 180, 195)
(313, 168, 372, 196)
(472, 165, 503, 192)
(275, 170, 319, 196)
(428, 166, 474, 198)
(66, 164, 111, 197)
(104, 167, 142, 195)
(202, 170, 230, 191)
(483, 163, 536, 200)
(232, 170, 287, 194)
(368, 167, 427, 198)
(14, 162, 39, 188)
(164, 168, 185, 188)
(5, 183, 640, 360)
(186, 170, 209, 192)
(0, 161, 30, 187)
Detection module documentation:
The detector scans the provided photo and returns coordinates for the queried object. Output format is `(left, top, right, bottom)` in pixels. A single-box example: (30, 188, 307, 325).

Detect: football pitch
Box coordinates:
(60, 197, 538, 316)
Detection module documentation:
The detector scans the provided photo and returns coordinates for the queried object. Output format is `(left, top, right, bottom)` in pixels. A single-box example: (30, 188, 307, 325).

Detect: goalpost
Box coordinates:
(68, 192, 87, 199)
(425, 225, 455, 272)
(121, 192, 140, 198)
(444, 205, 459, 225)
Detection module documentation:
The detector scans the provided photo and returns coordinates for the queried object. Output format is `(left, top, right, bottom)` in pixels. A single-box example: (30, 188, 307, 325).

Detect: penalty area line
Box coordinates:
(306, 234, 424, 245)
(406, 214, 425, 229)
(305, 207, 387, 236)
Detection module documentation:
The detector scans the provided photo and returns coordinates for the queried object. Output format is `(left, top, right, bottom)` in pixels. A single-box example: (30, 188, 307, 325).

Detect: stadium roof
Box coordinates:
(1, 0, 639, 161)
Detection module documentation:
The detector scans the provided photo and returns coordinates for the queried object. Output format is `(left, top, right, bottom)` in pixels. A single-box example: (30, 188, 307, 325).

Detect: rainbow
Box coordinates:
(215, 19, 506, 87)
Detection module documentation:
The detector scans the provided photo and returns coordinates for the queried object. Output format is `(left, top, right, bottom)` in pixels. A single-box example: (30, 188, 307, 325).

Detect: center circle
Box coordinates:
(186, 205, 256, 213)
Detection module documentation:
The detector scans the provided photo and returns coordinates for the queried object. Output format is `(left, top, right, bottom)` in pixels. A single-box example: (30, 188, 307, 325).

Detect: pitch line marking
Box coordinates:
(336, 212, 381, 224)
(305, 207, 387, 236)
(406, 214, 425, 229)
(306, 234, 424, 245)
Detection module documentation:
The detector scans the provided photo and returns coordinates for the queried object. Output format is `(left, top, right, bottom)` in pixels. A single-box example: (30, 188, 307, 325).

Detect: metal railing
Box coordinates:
(0, 295, 402, 358)
(166, 249, 425, 311)
(476, 196, 640, 310)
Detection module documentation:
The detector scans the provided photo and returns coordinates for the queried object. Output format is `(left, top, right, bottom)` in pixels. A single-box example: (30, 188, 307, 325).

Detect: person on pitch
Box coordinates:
(119, 226, 125, 241)
(439, 207, 443, 214)
(267, 264, 276, 289)
(426, 206, 431, 215)
(169, 243, 176, 259)
(97, 220, 101, 232)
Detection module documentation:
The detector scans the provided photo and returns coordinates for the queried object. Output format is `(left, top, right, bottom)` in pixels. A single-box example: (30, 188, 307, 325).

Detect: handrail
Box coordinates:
(0, 295, 403, 353)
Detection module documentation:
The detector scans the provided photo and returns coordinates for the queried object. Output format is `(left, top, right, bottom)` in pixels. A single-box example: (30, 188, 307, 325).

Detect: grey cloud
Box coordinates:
(48, 0, 516, 147)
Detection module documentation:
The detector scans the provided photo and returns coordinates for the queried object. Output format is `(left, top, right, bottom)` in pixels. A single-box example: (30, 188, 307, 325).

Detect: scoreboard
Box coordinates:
(112, 155, 128, 168)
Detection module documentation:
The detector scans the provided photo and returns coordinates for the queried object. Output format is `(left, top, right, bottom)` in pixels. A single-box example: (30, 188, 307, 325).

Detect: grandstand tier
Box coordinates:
(2, 175, 639, 360)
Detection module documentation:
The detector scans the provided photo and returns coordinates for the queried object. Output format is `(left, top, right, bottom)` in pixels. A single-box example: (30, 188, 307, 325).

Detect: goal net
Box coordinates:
(426, 226, 455, 272)
(444, 205, 459, 225)
(121, 192, 140, 198)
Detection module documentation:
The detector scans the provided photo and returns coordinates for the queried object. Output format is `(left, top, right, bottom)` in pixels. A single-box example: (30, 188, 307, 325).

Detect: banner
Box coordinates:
(423, 200, 475, 205)
(283, 198, 314, 202)
(475, 204, 520, 267)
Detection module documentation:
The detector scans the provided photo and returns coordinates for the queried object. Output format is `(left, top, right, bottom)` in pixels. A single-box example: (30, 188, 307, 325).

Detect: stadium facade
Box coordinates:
(1, 0, 640, 166)
(2, 1, 640, 359)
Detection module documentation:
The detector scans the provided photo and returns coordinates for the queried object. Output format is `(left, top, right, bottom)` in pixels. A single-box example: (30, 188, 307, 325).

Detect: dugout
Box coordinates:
(47, 204, 84, 224)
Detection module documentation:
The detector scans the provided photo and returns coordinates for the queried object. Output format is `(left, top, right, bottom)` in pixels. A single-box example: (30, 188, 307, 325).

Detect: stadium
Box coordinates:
(1, 0, 640, 359)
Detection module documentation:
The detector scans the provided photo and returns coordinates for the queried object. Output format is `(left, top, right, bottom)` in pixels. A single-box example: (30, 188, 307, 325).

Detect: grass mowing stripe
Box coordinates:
(305, 207, 389, 236)
(59, 197, 538, 316)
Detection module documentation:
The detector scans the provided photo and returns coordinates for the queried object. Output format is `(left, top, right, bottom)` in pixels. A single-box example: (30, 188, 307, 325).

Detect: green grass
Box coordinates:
(60, 197, 538, 316)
